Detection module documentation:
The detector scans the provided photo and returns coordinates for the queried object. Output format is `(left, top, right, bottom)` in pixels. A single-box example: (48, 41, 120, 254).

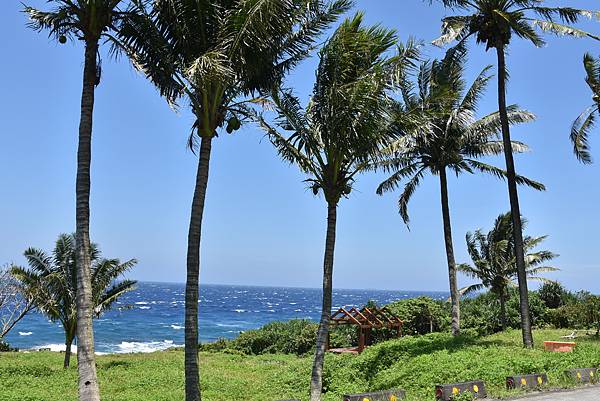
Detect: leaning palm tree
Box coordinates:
(23, 1, 137, 397)
(572, 53, 600, 163)
(431, 0, 600, 348)
(458, 212, 558, 330)
(377, 44, 543, 336)
(117, 1, 351, 400)
(258, 14, 417, 401)
(11, 234, 137, 368)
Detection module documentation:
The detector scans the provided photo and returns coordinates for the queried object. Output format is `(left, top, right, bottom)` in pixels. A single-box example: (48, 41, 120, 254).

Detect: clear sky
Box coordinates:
(1, 0, 600, 292)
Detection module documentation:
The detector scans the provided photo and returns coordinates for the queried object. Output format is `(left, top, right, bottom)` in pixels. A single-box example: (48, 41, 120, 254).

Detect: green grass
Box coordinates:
(1, 329, 600, 401)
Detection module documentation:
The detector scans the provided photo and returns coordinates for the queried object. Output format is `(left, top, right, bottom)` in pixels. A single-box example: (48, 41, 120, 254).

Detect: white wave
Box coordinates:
(32, 343, 75, 353)
(234, 309, 246, 313)
(135, 301, 149, 305)
(170, 325, 184, 330)
(138, 306, 151, 310)
(19, 331, 33, 336)
(114, 340, 178, 354)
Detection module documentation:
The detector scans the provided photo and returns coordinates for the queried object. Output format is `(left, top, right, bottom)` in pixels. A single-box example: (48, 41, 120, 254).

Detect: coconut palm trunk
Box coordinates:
(185, 135, 213, 401)
(75, 39, 101, 401)
(495, 44, 534, 348)
(64, 331, 75, 368)
(439, 168, 460, 336)
(310, 202, 337, 401)
(499, 290, 507, 331)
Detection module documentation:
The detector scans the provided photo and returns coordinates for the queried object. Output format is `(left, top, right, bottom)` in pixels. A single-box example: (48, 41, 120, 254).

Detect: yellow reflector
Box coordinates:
(521, 378, 527, 386)
(452, 387, 459, 395)
(473, 385, 479, 393)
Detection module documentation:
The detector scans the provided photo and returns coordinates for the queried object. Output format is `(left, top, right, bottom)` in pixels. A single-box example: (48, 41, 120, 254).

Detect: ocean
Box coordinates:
(4, 282, 447, 353)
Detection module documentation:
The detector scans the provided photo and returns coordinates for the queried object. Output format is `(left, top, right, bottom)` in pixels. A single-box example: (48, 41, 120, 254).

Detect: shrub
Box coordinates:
(223, 319, 318, 356)
(0, 339, 16, 352)
(386, 297, 450, 335)
(546, 291, 600, 333)
(461, 290, 549, 335)
(538, 282, 569, 309)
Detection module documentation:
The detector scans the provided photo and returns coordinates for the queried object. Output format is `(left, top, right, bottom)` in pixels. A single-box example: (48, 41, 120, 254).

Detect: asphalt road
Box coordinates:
(499, 386, 600, 401)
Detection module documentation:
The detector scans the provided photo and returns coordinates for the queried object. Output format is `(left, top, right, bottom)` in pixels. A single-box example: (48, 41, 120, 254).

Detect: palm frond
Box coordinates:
(397, 167, 427, 226)
(530, 19, 600, 40)
(432, 16, 472, 47)
(95, 279, 137, 317)
(465, 160, 545, 191)
(571, 106, 597, 164)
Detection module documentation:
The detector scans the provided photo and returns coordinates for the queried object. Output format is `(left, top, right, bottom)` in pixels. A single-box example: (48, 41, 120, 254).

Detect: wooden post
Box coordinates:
(358, 328, 365, 352)
(325, 331, 330, 351)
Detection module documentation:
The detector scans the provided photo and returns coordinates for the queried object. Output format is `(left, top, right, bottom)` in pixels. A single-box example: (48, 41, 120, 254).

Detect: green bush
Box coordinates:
(0, 339, 16, 352)
(386, 297, 450, 335)
(538, 282, 570, 309)
(461, 290, 549, 335)
(548, 292, 600, 333)
(201, 319, 318, 356)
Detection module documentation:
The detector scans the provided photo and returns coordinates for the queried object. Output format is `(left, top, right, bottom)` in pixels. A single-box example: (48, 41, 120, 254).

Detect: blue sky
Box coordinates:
(1, 0, 600, 292)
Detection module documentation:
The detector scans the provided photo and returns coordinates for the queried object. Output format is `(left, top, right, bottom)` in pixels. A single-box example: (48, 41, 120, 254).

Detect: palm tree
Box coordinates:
(431, 0, 600, 348)
(458, 212, 558, 330)
(258, 14, 417, 401)
(117, 1, 351, 400)
(0, 266, 36, 339)
(377, 44, 543, 336)
(10, 234, 137, 368)
(23, 1, 137, 397)
(572, 53, 600, 163)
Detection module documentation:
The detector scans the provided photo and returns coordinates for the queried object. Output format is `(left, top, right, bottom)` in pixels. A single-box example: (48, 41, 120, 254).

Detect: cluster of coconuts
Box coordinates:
(310, 182, 352, 196)
(225, 116, 241, 134)
(469, 14, 511, 49)
(59, 35, 67, 44)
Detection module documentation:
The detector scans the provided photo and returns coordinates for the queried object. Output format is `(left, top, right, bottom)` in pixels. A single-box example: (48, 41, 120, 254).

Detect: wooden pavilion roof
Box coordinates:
(329, 306, 403, 329)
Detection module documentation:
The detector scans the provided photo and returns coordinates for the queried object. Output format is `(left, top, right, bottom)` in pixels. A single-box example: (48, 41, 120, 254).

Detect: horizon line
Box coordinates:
(134, 280, 451, 294)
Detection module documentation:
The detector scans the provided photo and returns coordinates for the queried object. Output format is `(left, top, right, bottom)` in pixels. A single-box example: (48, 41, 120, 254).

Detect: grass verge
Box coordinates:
(1, 329, 599, 401)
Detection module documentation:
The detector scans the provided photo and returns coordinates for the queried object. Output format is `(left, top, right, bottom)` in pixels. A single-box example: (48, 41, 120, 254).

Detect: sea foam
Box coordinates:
(115, 340, 178, 354)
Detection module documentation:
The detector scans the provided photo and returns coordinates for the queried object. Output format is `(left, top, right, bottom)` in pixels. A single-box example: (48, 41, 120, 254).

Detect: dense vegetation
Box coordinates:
(192, 284, 600, 360)
(2, 329, 600, 401)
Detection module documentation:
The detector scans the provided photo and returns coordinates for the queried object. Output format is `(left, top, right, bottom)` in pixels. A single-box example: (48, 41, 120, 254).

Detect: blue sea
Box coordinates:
(4, 282, 447, 353)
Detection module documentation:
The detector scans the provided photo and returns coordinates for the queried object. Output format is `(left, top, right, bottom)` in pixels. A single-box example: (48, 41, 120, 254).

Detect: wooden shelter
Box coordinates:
(327, 306, 403, 354)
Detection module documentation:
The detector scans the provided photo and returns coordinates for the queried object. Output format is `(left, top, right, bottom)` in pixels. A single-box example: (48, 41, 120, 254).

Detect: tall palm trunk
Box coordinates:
(495, 45, 534, 348)
(75, 40, 101, 401)
(439, 168, 460, 336)
(64, 331, 75, 369)
(310, 202, 337, 401)
(185, 135, 213, 401)
(499, 290, 507, 331)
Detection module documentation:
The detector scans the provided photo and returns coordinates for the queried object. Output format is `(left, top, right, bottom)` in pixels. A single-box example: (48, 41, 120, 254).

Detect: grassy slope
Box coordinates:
(1, 330, 599, 401)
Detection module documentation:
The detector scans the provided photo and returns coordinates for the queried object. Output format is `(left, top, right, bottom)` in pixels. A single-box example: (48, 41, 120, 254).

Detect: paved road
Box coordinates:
(499, 386, 600, 401)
